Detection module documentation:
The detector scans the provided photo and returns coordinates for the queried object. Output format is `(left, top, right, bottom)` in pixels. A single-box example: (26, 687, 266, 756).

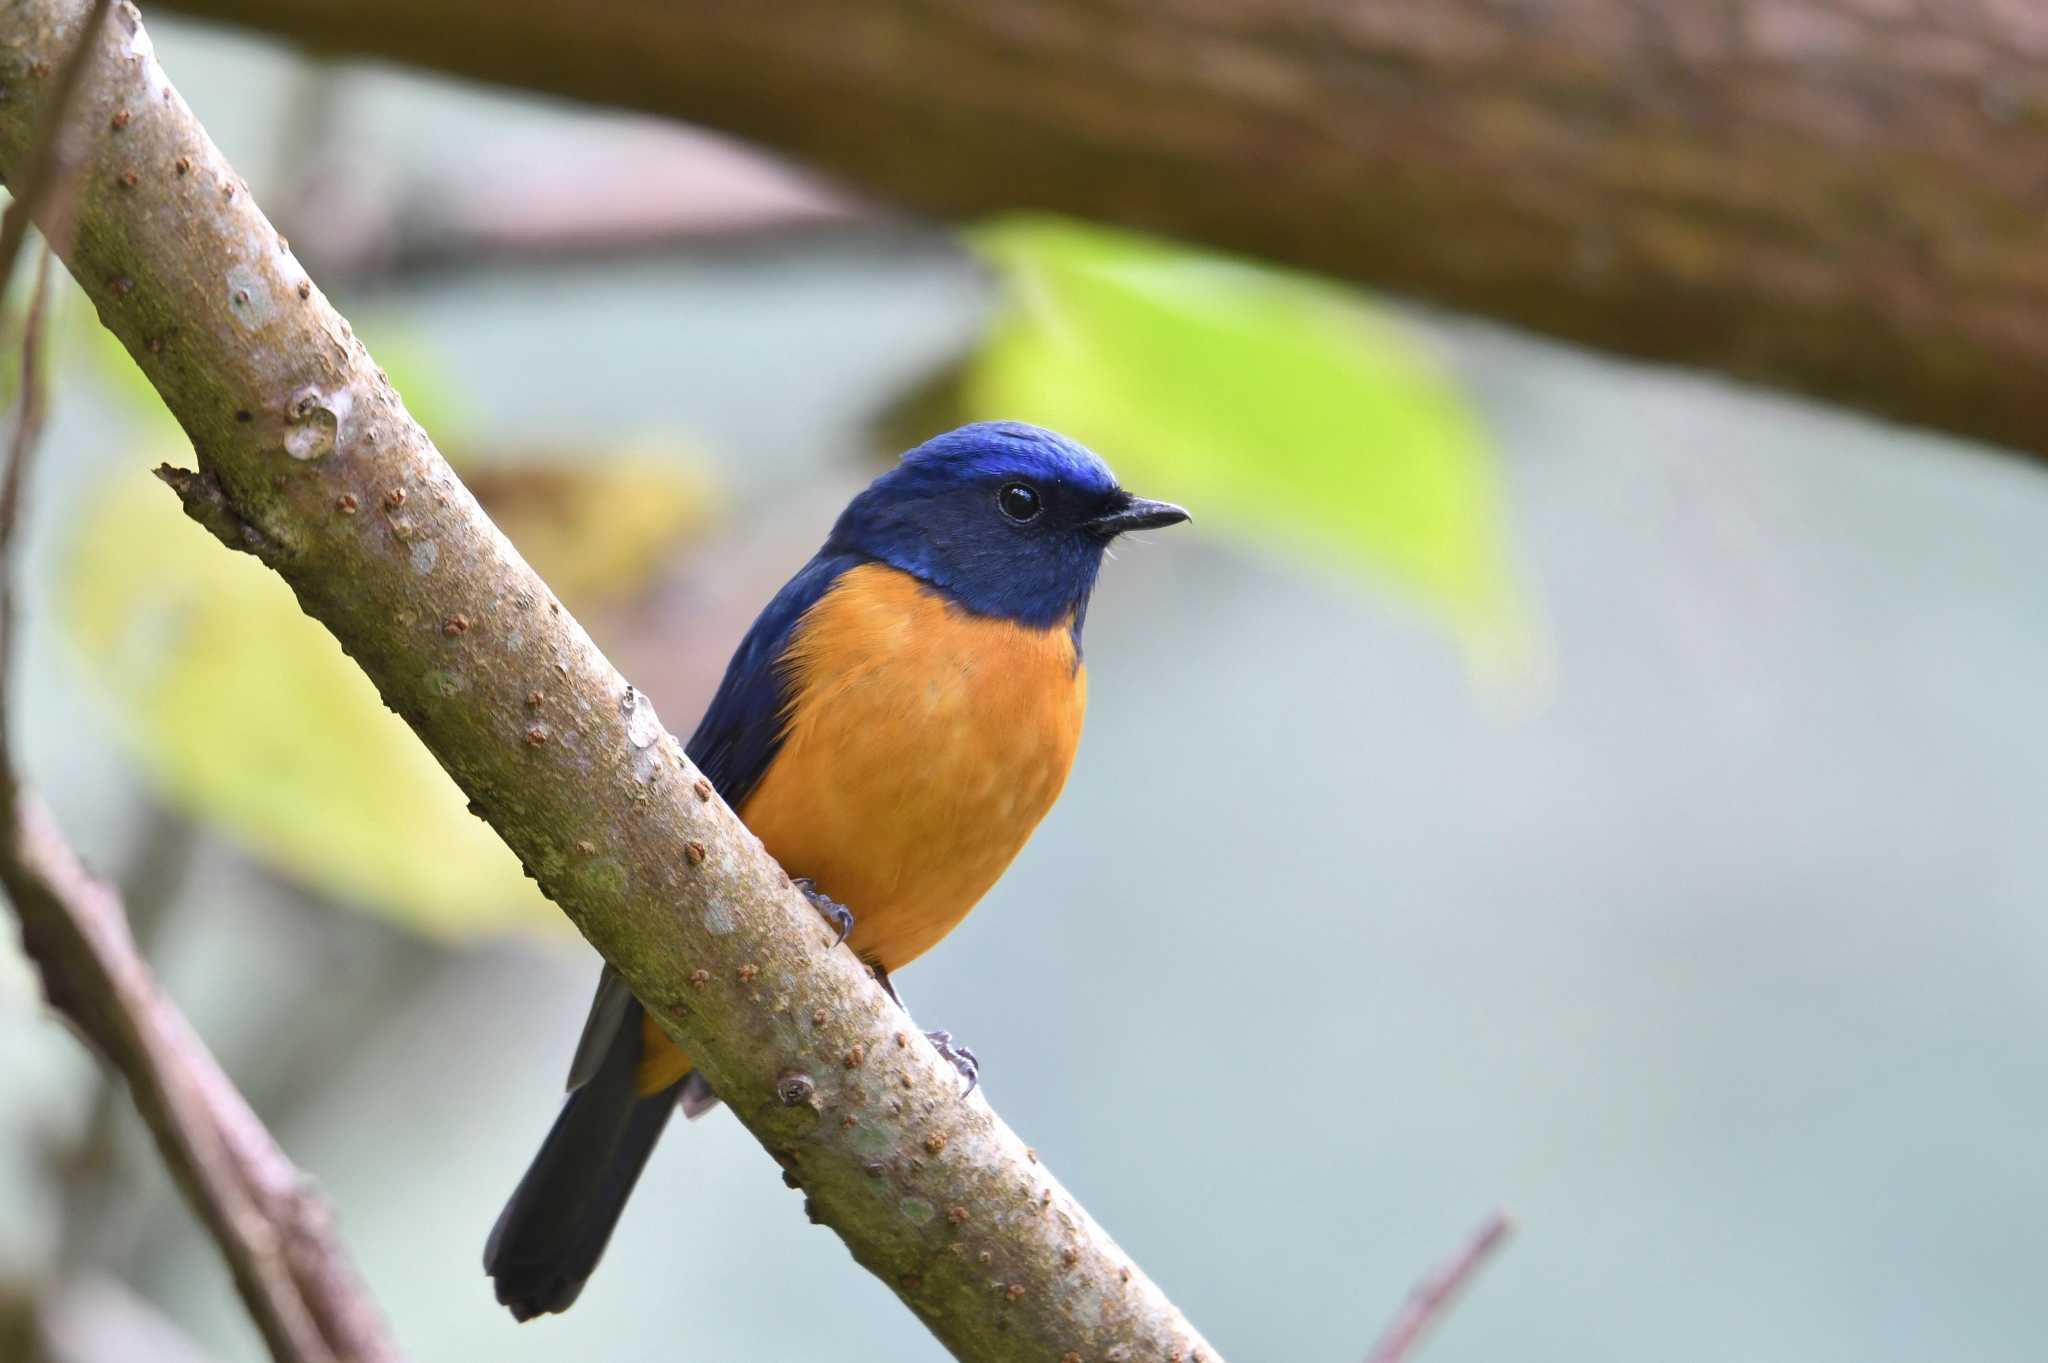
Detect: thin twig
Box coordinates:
(0, 243, 52, 797)
(1363, 1210, 1514, 1363)
(0, 799, 347, 1363)
(0, 0, 111, 297)
(58, 804, 202, 1275)
(0, 246, 51, 538)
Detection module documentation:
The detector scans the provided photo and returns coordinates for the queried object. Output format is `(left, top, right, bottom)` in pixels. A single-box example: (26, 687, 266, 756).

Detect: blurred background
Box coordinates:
(5, 8, 2048, 1363)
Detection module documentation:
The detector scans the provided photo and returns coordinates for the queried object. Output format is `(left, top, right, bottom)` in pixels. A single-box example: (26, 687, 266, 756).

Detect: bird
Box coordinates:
(482, 420, 1188, 1320)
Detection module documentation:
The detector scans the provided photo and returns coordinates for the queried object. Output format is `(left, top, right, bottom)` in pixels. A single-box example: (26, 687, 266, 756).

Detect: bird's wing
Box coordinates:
(563, 548, 862, 1092)
(682, 547, 864, 809)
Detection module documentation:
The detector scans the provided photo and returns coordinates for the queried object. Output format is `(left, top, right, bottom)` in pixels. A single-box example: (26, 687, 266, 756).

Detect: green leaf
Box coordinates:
(963, 216, 1523, 654)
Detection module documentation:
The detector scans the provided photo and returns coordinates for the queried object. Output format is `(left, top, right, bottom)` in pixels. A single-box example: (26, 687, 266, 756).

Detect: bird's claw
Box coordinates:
(793, 877, 853, 946)
(870, 967, 977, 1096)
(924, 1029, 979, 1098)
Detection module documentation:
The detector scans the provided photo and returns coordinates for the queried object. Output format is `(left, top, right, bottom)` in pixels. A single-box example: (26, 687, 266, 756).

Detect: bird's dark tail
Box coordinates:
(483, 1006, 681, 1321)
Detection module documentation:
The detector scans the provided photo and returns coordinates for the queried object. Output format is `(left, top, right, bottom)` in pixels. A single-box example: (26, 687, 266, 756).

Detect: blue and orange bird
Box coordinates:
(484, 421, 1188, 1319)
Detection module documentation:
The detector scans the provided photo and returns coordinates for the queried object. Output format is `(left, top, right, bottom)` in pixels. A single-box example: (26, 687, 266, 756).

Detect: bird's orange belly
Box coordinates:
(740, 563, 1087, 969)
(638, 563, 1086, 1095)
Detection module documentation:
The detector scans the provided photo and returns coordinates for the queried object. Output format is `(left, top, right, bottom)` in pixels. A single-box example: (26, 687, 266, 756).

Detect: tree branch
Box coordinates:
(0, 127, 401, 1363)
(0, 4, 1223, 1359)
(149, 0, 2048, 459)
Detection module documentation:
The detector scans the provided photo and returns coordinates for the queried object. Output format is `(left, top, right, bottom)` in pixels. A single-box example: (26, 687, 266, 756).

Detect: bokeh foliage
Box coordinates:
(62, 219, 1521, 936)
(964, 216, 1520, 651)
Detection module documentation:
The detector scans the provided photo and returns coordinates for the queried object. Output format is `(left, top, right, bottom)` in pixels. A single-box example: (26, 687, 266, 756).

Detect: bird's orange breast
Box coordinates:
(741, 562, 1087, 970)
(637, 563, 1087, 1093)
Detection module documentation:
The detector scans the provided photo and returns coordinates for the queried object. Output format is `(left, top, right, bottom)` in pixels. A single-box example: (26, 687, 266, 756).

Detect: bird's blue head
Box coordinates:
(826, 421, 1188, 635)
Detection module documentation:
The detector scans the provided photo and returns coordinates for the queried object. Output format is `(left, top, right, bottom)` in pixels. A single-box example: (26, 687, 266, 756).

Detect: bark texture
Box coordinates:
(150, 0, 2048, 456)
(0, 4, 1222, 1359)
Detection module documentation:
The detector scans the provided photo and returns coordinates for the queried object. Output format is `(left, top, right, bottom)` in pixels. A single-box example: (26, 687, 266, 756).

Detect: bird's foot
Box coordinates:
(793, 878, 853, 946)
(869, 966, 978, 1096)
(924, 1029, 980, 1098)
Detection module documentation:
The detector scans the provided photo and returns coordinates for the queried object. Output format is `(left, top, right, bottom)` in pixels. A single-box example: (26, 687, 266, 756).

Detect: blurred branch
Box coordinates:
(281, 116, 868, 286)
(0, 242, 53, 795)
(0, 21, 401, 1363)
(0, 4, 1221, 1360)
(57, 804, 200, 1275)
(153, 0, 2048, 458)
(257, 51, 863, 286)
(1362, 1211, 1513, 1363)
(0, 813, 396, 1363)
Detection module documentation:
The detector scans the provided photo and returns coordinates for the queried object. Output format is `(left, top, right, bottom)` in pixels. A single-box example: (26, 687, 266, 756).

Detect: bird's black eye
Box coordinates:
(997, 481, 1042, 524)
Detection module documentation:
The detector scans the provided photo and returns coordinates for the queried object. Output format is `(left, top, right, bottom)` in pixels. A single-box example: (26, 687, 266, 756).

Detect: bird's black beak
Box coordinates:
(1088, 491, 1191, 537)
